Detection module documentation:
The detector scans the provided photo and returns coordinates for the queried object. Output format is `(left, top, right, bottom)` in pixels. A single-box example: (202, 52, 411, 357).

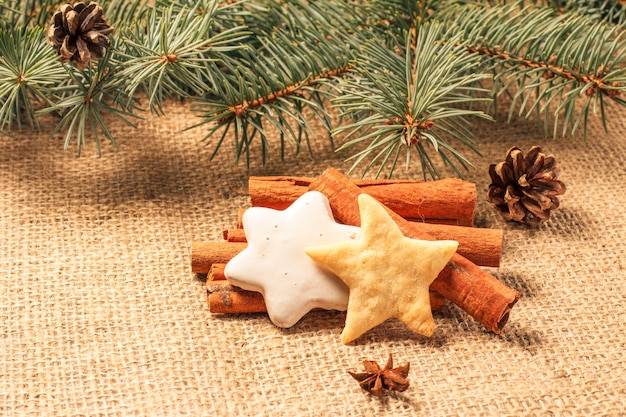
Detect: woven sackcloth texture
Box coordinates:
(1, 98, 625, 417)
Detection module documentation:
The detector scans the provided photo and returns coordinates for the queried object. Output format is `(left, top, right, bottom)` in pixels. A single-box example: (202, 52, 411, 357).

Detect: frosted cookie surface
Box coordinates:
(224, 191, 359, 328)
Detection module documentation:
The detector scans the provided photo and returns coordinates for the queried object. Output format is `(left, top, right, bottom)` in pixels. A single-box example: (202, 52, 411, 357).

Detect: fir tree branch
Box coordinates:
(441, 1, 626, 25)
(0, 26, 66, 132)
(446, 3, 626, 139)
(544, 0, 626, 25)
(215, 66, 352, 125)
(0, 0, 57, 28)
(245, 0, 364, 37)
(101, 0, 150, 27)
(4, 0, 626, 177)
(38, 50, 141, 155)
(190, 0, 359, 164)
(362, 0, 440, 29)
(332, 24, 492, 179)
(116, 2, 249, 114)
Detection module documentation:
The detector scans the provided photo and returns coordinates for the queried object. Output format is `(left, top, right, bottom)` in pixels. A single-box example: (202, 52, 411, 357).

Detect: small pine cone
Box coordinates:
(48, 2, 114, 69)
(487, 146, 566, 227)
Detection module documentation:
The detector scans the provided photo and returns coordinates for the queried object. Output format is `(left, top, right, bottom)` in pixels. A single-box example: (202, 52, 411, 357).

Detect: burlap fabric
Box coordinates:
(1, 99, 624, 417)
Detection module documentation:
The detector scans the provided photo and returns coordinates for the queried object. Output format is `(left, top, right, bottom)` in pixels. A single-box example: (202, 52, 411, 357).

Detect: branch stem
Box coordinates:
(218, 65, 352, 123)
(467, 44, 620, 97)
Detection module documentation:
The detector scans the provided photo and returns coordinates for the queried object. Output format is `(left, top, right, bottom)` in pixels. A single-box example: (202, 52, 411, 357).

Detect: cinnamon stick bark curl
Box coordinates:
(249, 176, 476, 226)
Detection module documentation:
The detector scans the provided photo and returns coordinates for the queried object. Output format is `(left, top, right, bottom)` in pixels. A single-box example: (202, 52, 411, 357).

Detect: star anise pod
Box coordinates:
(488, 146, 566, 227)
(47, 2, 114, 69)
(348, 353, 410, 397)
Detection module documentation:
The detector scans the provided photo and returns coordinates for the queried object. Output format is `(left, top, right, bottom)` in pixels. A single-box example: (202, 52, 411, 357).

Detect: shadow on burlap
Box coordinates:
(1, 98, 625, 416)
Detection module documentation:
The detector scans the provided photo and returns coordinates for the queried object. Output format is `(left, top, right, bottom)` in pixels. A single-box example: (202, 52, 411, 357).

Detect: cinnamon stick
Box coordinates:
(208, 263, 226, 280)
(222, 219, 503, 267)
(191, 241, 246, 273)
(207, 277, 447, 313)
(429, 291, 447, 311)
(223, 229, 247, 242)
(249, 176, 476, 226)
(192, 234, 501, 273)
(208, 289, 267, 314)
(308, 168, 520, 334)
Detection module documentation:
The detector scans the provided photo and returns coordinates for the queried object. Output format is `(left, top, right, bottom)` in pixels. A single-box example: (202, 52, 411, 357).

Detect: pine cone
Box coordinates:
(48, 2, 114, 69)
(487, 146, 566, 227)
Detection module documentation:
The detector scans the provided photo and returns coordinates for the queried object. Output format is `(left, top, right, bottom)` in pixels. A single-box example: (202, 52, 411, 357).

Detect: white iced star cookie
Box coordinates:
(224, 191, 360, 328)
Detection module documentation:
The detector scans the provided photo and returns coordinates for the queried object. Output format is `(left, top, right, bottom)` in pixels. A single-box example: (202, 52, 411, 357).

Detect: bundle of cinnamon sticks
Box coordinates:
(191, 168, 520, 334)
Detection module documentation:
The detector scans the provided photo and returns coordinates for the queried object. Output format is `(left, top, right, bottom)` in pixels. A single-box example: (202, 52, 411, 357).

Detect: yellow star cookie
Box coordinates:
(305, 193, 458, 344)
